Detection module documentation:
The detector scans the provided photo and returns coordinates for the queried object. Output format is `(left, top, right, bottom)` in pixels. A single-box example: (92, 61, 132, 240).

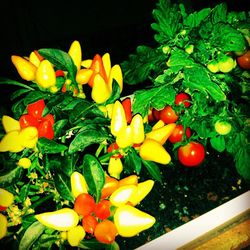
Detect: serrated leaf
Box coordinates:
(19, 221, 46, 250)
(37, 138, 67, 154)
(183, 66, 226, 101)
(82, 154, 105, 202)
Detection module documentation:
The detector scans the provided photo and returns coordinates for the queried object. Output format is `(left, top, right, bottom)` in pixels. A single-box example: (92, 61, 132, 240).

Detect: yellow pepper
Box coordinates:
(130, 114, 145, 144)
(116, 125, 133, 148)
(29, 51, 41, 67)
(0, 214, 7, 240)
(111, 101, 127, 137)
(70, 171, 88, 198)
(108, 64, 123, 91)
(35, 208, 79, 231)
(109, 185, 137, 207)
(128, 180, 154, 206)
(102, 53, 111, 78)
(2, 115, 20, 132)
(91, 74, 111, 103)
(0, 188, 14, 207)
(146, 123, 176, 145)
(68, 40, 82, 71)
(76, 68, 93, 85)
(11, 55, 37, 81)
(0, 130, 24, 152)
(118, 175, 138, 187)
(152, 120, 165, 130)
(108, 157, 123, 179)
(139, 138, 171, 164)
(67, 225, 86, 247)
(114, 205, 155, 237)
(35, 60, 56, 88)
(18, 158, 32, 169)
(18, 126, 38, 148)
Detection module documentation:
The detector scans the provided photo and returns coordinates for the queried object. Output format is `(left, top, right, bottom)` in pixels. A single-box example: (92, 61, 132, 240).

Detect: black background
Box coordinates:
(0, 0, 248, 106)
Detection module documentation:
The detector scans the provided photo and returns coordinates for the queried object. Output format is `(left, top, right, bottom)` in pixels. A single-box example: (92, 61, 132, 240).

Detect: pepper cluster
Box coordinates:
(35, 171, 155, 247)
(0, 99, 54, 152)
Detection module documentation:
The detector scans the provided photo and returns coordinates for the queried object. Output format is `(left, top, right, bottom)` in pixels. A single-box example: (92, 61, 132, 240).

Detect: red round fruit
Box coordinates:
(152, 108, 161, 121)
(175, 92, 191, 108)
(94, 219, 117, 244)
(169, 124, 191, 143)
(82, 214, 98, 234)
(74, 193, 96, 217)
(178, 141, 205, 167)
(19, 114, 39, 129)
(94, 200, 111, 220)
(27, 99, 45, 118)
(236, 50, 250, 70)
(159, 106, 179, 124)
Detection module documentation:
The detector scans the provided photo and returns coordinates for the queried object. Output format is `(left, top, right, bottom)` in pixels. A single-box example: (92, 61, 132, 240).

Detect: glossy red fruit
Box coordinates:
(82, 215, 98, 234)
(19, 114, 39, 129)
(159, 106, 179, 124)
(94, 219, 117, 244)
(121, 98, 132, 124)
(236, 50, 250, 70)
(178, 141, 205, 167)
(94, 200, 111, 220)
(27, 99, 45, 118)
(169, 124, 191, 143)
(175, 92, 191, 108)
(37, 120, 54, 139)
(74, 193, 96, 217)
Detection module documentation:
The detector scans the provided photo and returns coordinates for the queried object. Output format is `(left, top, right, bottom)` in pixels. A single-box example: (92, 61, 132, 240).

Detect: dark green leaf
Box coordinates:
(124, 148, 142, 174)
(183, 8, 210, 28)
(210, 135, 226, 152)
(78, 238, 106, 249)
(104, 80, 120, 105)
(11, 88, 32, 101)
(37, 138, 67, 154)
(0, 167, 23, 188)
(53, 119, 68, 138)
(23, 91, 47, 106)
(82, 154, 105, 203)
(51, 162, 74, 202)
(183, 66, 226, 101)
(0, 77, 35, 90)
(68, 127, 110, 154)
(142, 160, 162, 183)
(19, 221, 46, 250)
(235, 146, 250, 180)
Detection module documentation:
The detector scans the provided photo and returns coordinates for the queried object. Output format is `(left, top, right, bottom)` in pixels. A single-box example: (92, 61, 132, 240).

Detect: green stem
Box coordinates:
(95, 143, 105, 158)
(31, 193, 54, 209)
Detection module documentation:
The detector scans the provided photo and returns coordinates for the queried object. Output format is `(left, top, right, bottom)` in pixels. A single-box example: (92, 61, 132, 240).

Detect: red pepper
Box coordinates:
(19, 114, 39, 129)
(55, 69, 65, 77)
(38, 119, 54, 139)
(27, 99, 45, 119)
(88, 54, 108, 88)
(121, 97, 132, 124)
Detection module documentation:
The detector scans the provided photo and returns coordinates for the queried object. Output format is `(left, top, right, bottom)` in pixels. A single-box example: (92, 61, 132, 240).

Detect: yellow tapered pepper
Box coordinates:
(146, 123, 176, 145)
(139, 138, 171, 164)
(130, 114, 145, 144)
(0, 214, 7, 240)
(0, 188, 14, 208)
(116, 125, 133, 148)
(68, 40, 82, 70)
(114, 205, 155, 237)
(35, 208, 79, 231)
(11, 55, 37, 81)
(67, 225, 86, 247)
(2, 115, 20, 133)
(108, 157, 123, 179)
(70, 172, 88, 198)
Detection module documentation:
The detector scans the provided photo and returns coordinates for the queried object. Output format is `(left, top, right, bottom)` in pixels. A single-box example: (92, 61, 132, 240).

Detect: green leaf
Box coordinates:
(38, 48, 78, 88)
(53, 119, 68, 138)
(132, 85, 176, 117)
(0, 77, 35, 90)
(124, 148, 142, 174)
(151, 0, 182, 43)
(82, 154, 105, 203)
(141, 160, 162, 183)
(183, 66, 226, 101)
(78, 238, 106, 249)
(0, 167, 23, 188)
(37, 138, 67, 154)
(11, 88, 32, 101)
(235, 146, 250, 180)
(51, 161, 74, 202)
(210, 3, 228, 24)
(104, 80, 120, 105)
(19, 221, 46, 250)
(210, 135, 226, 152)
(69, 100, 103, 124)
(23, 91, 47, 106)
(68, 126, 110, 154)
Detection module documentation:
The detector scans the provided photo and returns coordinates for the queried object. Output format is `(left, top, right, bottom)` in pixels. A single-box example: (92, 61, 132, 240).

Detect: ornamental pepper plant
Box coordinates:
(0, 1, 250, 249)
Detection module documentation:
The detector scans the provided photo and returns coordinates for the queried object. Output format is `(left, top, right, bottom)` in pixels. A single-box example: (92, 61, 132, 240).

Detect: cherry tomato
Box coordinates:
(236, 50, 250, 70)
(37, 120, 54, 139)
(175, 92, 191, 108)
(178, 141, 205, 167)
(121, 98, 132, 124)
(74, 193, 96, 217)
(169, 124, 191, 143)
(94, 200, 111, 220)
(82, 215, 98, 234)
(107, 142, 123, 158)
(159, 106, 179, 124)
(27, 99, 45, 119)
(94, 219, 117, 244)
(214, 120, 232, 135)
(55, 69, 65, 77)
(19, 114, 39, 129)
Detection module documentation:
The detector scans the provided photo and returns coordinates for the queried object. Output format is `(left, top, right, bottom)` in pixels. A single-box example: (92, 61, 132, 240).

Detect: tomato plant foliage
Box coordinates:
(121, 0, 250, 180)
